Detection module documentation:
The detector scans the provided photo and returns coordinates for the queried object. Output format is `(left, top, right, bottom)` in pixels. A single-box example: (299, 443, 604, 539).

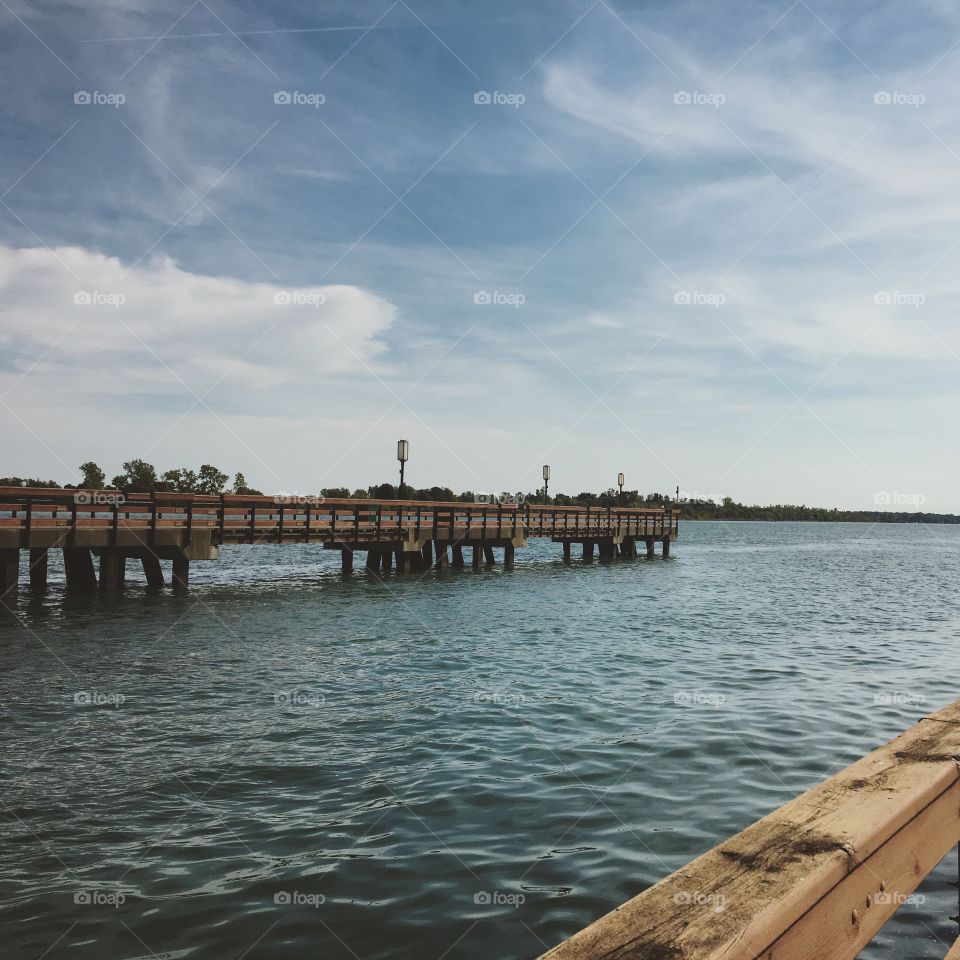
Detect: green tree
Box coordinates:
(158, 468, 198, 492)
(112, 459, 158, 493)
(196, 464, 229, 496)
(232, 472, 263, 496)
(78, 461, 106, 488)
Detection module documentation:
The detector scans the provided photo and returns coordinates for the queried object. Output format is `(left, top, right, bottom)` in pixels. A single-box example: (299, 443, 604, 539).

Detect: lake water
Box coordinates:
(2, 521, 959, 959)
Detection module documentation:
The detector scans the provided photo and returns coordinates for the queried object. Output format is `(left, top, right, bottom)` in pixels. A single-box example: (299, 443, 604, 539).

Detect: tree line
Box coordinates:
(0, 469, 956, 523)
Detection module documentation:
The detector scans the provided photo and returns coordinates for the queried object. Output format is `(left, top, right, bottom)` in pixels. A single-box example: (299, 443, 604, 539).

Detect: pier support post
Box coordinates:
(645, 536, 655, 560)
(63, 547, 97, 593)
(434, 541, 448, 571)
(365, 549, 381, 573)
(381, 549, 393, 574)
(172, 555, 190, 591)
(619, 538, 636, 559)
(503, 543, 515, 569)
(583, 541, 594, 561)
(395, 549, 407, 573)
(341, 547, 354, 574)
(472, 545, 482, 570)
(451, 544, 465, 569)
(483, 544, 495, 566)
(0, 548, 19, 605)
(562, 541, 571, 562)
(98, 551, 124, 592)
(139, 551, 165, 588)
(662, 537, 671, 559)
(29, 548, 48, 591)
(421, 541, 433, 569)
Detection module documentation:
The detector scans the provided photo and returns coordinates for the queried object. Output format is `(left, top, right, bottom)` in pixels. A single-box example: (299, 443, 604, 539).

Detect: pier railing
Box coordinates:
(0, 488, 679, 547)
(540, 699, 960, 960)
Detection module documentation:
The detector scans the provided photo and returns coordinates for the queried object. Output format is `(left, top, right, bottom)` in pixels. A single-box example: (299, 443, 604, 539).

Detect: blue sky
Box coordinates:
(0, 0, 957, 509)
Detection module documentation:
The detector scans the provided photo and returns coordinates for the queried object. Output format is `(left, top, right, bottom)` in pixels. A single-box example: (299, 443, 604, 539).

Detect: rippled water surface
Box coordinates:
(3, 521, 960, 959)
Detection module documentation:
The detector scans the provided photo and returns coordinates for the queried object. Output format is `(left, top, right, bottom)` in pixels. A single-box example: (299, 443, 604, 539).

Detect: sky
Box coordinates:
(0, 0, 957, 509)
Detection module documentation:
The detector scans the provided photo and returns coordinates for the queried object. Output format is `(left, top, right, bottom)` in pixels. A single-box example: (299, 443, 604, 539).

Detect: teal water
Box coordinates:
(2, 521, 959, 959)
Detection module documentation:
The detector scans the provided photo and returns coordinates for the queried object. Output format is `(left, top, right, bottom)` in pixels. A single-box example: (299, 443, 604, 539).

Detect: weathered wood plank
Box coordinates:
(540, 701, 960, 960)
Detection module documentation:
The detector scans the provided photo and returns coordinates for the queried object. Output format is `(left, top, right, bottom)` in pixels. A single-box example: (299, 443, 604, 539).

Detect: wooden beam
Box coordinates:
(503, 542, 515, 569)
(434, 540, 448, 571)
(451, 544, 465, 568)
(662, 537, 670, 559)
(139, 551, 165, 588)
(63, 547, 97, 593)
(0, 548, 19, 605)
(171, 554, 189, 590)
(98, 551, 124, 592)
(562, 541, 571, 562)
(472, 545, 482, 570)
(341, 547, 353, 574)
(645, 536, 655, 559)
(539, 700, 960, 960)
(483, 544, 495, 566)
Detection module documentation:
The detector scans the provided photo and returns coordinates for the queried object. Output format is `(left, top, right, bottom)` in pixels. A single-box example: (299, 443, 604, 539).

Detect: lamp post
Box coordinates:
(542, 465, 550, 504)
(397, 440, 409, 498)
(618, 472, 625, 507)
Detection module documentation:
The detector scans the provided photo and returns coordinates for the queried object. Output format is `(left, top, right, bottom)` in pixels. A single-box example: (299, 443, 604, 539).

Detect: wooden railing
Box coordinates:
(540, 699, 960, 960)
(0, 488, 679, 547)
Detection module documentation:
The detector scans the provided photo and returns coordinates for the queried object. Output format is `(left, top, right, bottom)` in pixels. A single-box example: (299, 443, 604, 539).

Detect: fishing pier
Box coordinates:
(0, 488, 679, 600)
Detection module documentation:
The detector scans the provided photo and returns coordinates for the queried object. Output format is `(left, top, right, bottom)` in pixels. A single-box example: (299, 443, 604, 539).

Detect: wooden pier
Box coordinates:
(540, 699, 960, 960)
(0, 488, 679, 600)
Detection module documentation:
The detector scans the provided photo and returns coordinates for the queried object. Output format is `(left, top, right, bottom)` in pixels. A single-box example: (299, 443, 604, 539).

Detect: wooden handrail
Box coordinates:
(540, 699, 960, 960)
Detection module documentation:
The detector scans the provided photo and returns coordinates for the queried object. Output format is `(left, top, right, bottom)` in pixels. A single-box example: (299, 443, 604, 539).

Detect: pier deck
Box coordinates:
(0, 488, 679, 598)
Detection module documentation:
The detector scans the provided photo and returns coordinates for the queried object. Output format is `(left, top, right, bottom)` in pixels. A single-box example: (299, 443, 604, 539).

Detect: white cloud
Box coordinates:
(0, 244, 397, 398)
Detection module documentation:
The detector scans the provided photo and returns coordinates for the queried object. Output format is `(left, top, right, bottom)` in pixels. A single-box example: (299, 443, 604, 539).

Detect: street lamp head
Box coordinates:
(542, 464, 551, 481)
(617, 472, 625, 487)
(397, 439, 409, 463)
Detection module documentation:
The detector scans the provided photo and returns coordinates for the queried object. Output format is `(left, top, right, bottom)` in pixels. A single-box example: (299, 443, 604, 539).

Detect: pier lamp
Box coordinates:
(397, 440, 409, 498)
(618, 472, 625, 507)
(542, 464, 550, 504)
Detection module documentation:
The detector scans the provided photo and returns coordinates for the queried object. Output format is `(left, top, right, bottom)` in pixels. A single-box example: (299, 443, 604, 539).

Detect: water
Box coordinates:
(2, 521, 960, 960)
